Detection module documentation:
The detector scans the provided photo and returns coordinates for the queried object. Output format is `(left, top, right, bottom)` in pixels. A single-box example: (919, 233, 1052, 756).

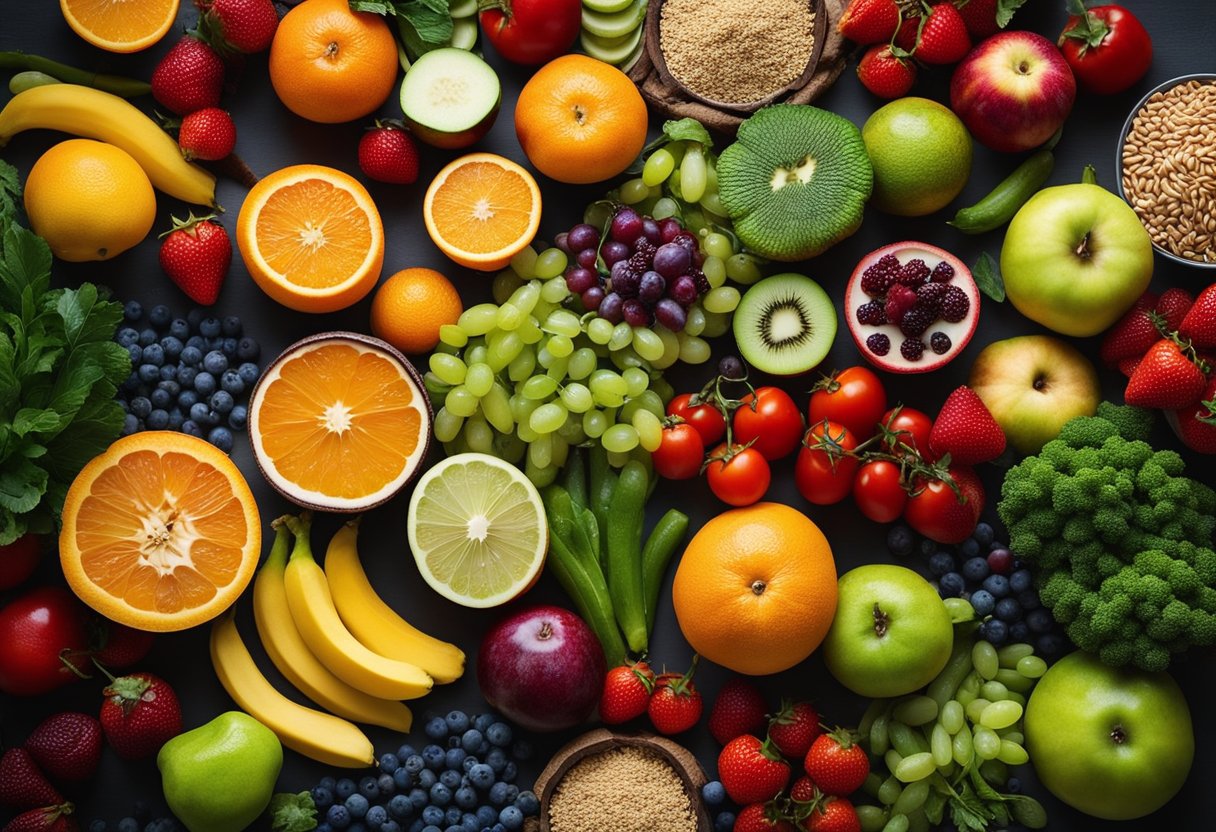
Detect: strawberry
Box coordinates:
(599, 662, 655, 724)
(1101, 291, 1165, 367)
(359, 120, 421, 185)
(1171, 378, 1216, 454)
(894, 13, 921, 51)
(90, 620, 155, 670)
(718, 734, 791, 804)
(803, 730, 870, 797)
(1, 804, 77, 832)
(768, 700, 822, 760)
(857, 45, 917, 99)
(954, 0, 1001, 39)
(789, 775, 817, 803)
(1156, 287, 1194, 332)
(735, 803, 796, 832)
(151, 36, 225, 116)
(801, 796, 860, 832)
(159, 213, 232, 306)
(1125, 339, 1209, 410)
(178, 107, 237, 161)
(836, 0, 901, 45)
(647, 662, 702, 735)
(24, 713, 103, 783)
(203, 0, 279, 54)
(1179, 284, 1216, 349)
(915, 2, 971, 64)
(0, 748, 62, 810)
(1118, 355, 1143, 378)
(929, 386, 1006, 465)
(708, 677, 767, 745)
(99, 672, 182, 760)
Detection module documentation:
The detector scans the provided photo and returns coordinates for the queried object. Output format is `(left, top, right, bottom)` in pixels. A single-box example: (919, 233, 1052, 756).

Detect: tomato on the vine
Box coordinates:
(653, 422, 705, 480)
(733, 387, 804, 460)
(852, 460, 907, 523)
(880, 406, 934, 460)
(667, 393, 727, 446)
(705, 443, 771, 507)
(905, 465, 985, 544)
(0, 586, 91, 696)
(795, 421, 860, 506)
(808, 367, 887, 441)
(1058, 3, 1152, 95)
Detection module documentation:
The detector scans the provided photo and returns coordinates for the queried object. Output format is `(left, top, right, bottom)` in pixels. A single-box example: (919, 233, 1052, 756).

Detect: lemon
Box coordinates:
(24, 138, 156, 262)
(407, 453, 547, 608)
(862, 97, 973, 218)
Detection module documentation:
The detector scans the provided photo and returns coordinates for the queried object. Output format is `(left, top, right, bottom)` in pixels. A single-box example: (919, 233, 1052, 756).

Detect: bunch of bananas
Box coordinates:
(211, 513, 465, 767)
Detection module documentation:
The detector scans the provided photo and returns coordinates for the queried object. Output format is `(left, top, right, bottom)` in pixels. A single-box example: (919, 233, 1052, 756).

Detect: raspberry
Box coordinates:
(898, 258, 931, 288)
(901, 338, 925, 361)
(884, 284, 919, 323)
(867, 333, 891, 356)
(860, 253, 901, 296)
(930, 331, 952, 354)
(930, 261, 956, 283)
(900, 304, 935, 337)
(856, 300, 888, 325)
(915, 282, 947, 315)
(941, 286, 971, 322)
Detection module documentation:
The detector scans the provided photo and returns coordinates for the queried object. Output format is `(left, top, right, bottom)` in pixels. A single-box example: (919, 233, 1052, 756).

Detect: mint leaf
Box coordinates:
(662, 118, 713, 148)
(269, 792, 317, 832)
(973, 252, 1005, 302)
(996, 0, 1029, 28)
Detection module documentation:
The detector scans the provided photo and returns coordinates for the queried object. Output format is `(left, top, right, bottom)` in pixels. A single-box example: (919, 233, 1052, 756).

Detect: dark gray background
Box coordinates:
(1, 1, 1213, 829)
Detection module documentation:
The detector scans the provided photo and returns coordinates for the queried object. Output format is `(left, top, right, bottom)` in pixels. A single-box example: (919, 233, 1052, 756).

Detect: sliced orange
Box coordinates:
(423, 153, 541, 271)
(249, 332, 433, 512)
(237, 164, 384, 313)
(60, 432, 261, 632)
(60, 0, 179, 53)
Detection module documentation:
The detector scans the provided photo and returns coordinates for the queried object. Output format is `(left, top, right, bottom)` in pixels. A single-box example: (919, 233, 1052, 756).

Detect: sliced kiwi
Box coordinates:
(732, 273, 837, 375)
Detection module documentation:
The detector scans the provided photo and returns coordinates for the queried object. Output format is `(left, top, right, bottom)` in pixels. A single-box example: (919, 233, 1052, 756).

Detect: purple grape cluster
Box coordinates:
(557, 207, 710, 332)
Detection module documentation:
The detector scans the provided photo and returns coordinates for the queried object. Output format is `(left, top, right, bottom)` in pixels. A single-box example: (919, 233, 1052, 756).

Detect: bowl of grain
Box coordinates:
(526, 728, 711, 832)
(645, 0, 828, 113)
(1118, 73, 1216, 269)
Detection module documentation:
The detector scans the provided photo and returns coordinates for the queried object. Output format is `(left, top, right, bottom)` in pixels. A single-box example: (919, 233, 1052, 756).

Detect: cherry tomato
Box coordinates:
(795, 421, 859, 506)
(667, 393, 727, 446)
(706, 444, 771, 507)
(905, 465, 985, 544)
(852, 460, 907, 523)
(880, 406, 934, 460)
(0, 534, 41, 590)
(652, 422, 706, 480)
(479, 0, 583, 66)
(0, 586, 91, 696)
(1058, 4, 1152, 95)
(808, 367, 887, 441)
(733, 387, 804, 460)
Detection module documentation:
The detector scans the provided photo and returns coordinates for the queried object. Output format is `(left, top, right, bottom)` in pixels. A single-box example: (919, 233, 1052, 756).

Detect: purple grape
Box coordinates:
(599, 292, 624, 323)
(567, 223, 600, 252)
(602, 241, 630, 267)
(638, 271, 666, 304)
(554, 232, 570, 254)
(658, 218, 683, 243)
(610, 261, 640, 298)
(672, 232, 699, 256)
(622, 299, 651, 327)
(581, 286, 605, 311)
(641, 218, 661, 245)
(565, 267, 598, 294)
(576, 248, 598, 269)
(654, 299, 687, 331)
(611, 209, 643, 244)
(671, 275, 698, 306)
(652, 243, 691, 279)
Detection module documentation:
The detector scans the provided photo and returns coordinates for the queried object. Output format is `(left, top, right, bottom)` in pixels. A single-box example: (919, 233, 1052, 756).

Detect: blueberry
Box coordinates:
(472, 714, 497, 733)
(221, 337, 238, 358)
(221, 315, 242, 337)
(497, 807, 523, 832)
(161, 336, 184, 360)
(327, 805, 352, 831)
(454, 787, 478, 811)
(138, 364, 161, 383)
(446, 710, 471, 734)
(959, 538, 981, 557)
(887, 524, 915, 556)
(189, 402, 212, 423)
(714, 812, 737, 832)
(995, 597, 1022, 622)
(199, 317, 222, 337)
(185, 334, 207, 351)
(408, 787, 429, 811)
(447, 736, 461, 749)
(206, 336, 225, 352)
(127, 344, 144, 365)
(210, 390, 235, 415)
(346, 794, 370, 820)
(194, 371, 216, 396)
(149, 305, 172, 328)
(486, 748, 509, 774)
(475, 741, 490, 757)
(423, 744, 446, 769)
(970, 589, 996, 616)
(378, 773, 397, 797)
(701, 780, 726, 807)
(397, 744, 418, 761)
(475, 807, 497, 827)
(381, 823, 402, 832)
(180, 346, 203, 367)
(360, 775, 381, 800)
(444, 807, 462, 827)
(202, 350, 228, 374)
(178, 388, 199, 409)
(124, 300, 143, 321)
(502, 786, 518, 805)
(393, 767, 414, 791)
(336, 779, 358, 800)
(1009, 569, 1033, 594)
(179, 368, 199, 392)
(388, 794, 413, 820)
(1026, 607, 1054, 634)
(170, 318, 190, 340)
(237, 337, 260, 361)
(322, 778, 338, 793)
(313, 786, 336, 810)
(426, 717, 450, 741)
(405, 754, 426, 774)
(159, 364, 178, 382)
(422, 807, 444, 826)
(417, 769, 437, 790)
(151, 388, 172, 409)
(208, 426, 233, 452)
(488, 782, 510, 807)
(130, 396, 153, 418)
(485, 723, 512, 748)
(939, 572, 966, 598)
(147, 409, 170, 430)
(462, 757, 478, 774)
(468, 764, 493, 790)
(500, 762, 516, 784)
(460, 815, 479, 832)
(1009, 621, 1030, 642)
(972, 522, 994, 546)
(460, 729, 484, 754)
(180, 419, 202, 438)
(1037, 633, 1065, 656)
(88, 821, 107, 832)
(962, 557, 990, 583)
(445, 748, 466, 771)
(420, 826, 441, 832)
(513, 792, 538, 817)
(1018, 590, 1040, 610)
(1006, 776, 1021, 794)
(982, 574, 1010, 598)
(981, 618, 1009, 646)
(117, 327, 140, 347)
(139, 328, 158, 347)
(118, 819, 140, 832)
(439, 769, 462, 791)
(219, 370, 244, 396)
(928, 551, 956, 576)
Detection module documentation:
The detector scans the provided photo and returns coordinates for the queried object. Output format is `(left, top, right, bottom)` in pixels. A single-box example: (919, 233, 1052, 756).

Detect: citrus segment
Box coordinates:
(60, 432, 261, 632)
(407, 454, 547, 608)
(60, 0, 179, 53)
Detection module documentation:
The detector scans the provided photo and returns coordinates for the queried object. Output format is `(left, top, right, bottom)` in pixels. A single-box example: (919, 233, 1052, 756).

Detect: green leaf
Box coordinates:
(0, 334, 18, 407)
(0, 455, 47, 514)
(1008, 795, 1048, 829)
(0, 509, 22, 547)
(948, 783, 994, 832)
(0, 225, 52, 309)
(43, 398, 123, 484)
(0, 160, 20, 230)
(662, 118, 713, 149)
(996, 0, 1029, 28)
(269, 792, 318, 832)
(57, 283, 123, 354)
(968, 766, 1003, 803)
(973, 252, 1005, 303)
(923, 788, 947, 825)
(12, 408, 60, 437)
(350, 0, 396, 11)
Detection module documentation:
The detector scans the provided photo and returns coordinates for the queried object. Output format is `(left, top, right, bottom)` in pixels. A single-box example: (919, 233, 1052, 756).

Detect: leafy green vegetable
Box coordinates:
(351, 0, 454, 61)
(0, 159, 130, 545)
(972, 252, 1005, 302)
(269, 792, 317, 832)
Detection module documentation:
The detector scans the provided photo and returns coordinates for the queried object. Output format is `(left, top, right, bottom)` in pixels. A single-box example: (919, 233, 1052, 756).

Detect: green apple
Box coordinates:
(823, 564, 953, 698)
(158, 711, 283, 832)
(1001, 184, 1153, 337)
(1025, 651, 1194, 821)
(969, 335, 1101, 454)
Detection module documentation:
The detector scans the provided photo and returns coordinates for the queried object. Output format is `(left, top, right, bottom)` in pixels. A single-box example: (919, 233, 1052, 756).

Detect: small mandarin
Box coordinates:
(370, 268, 464, 355)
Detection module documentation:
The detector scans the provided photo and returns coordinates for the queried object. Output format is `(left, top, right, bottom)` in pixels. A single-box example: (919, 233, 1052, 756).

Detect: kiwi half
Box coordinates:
(732, 273, 837, 375)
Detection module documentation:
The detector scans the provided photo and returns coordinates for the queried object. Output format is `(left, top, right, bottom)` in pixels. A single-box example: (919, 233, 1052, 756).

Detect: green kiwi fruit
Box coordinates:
(732, 273, 837, 375)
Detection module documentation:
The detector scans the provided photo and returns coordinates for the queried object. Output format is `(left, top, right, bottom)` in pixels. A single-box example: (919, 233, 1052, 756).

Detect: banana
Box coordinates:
(254, 521, 414, 732)
(0, 83, 216, 206)
(209, 611, 376, 768)
(325, 519, 466, 684)
(283, 515, 433, 701)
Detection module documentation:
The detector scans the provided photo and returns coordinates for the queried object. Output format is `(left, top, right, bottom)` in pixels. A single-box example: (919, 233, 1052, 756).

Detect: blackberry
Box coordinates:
(860, 253, 901, 295)
(900, 337, 925, 361)
(866, 333, 891, 355)
(929, 331, 952, 354)
(915, 282, 947, 314)
(897, 258, 931, 288)
(689, 267, 711, 295)
(632, 238, 656, 261)
(930, 261, 955, 283)
(899, 304, 934, 337)
(855, 300, 888, 325)
(626, 251, 650, 274)
(941, 285, 971, 322)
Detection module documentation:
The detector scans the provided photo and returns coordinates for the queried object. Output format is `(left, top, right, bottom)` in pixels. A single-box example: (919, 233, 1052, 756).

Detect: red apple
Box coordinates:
(476, 604, 606, 732)
(949, 31, 1077, 153)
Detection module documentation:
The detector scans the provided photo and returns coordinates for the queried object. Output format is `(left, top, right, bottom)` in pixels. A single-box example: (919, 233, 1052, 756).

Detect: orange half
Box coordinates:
(249, 333, 432, 512)
(237, 164, 384, 313)
(423, 153, 541, 271)
(60, 0, 179, 53)
(60, 432, 261, 632)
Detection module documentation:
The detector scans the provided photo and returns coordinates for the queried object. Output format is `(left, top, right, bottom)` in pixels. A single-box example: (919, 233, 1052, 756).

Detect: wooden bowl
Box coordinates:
(524, 728, 712, 832)
(644, 0, 828, 114)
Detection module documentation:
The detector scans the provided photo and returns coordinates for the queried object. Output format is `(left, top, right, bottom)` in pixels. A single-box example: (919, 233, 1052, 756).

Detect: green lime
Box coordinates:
(862, 97, 973, 217)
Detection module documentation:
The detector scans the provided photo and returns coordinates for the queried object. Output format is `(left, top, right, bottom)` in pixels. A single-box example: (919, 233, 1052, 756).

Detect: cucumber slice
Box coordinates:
(580, 24, 643, 65)
(448, 0, 477, 17)
(583, 0, 635, 13)
(450, 18, 478, 50)
(581, 0, 646, 40)
(400, 48, 501, 150)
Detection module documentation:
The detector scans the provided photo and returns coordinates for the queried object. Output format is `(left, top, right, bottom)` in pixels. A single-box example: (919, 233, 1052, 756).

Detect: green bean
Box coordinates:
(0, 51, 151, 97)
(589, 445, 617, 576)
(563, 446, 588, 517)
(607, 461, 649, 653)
(948, 150, 1054, 234)
(927, 634, 976, 706)
(641, 509, 689, 634)
(546, 533, 626, 667)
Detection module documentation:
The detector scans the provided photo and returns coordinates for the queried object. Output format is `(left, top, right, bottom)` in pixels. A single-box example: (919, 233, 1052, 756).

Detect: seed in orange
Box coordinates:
(248, 332, 432, 512)
(514, 54, 648, 185)
(268, 0, 398, 124)
(370, 268, 464, 355)
(237, 164, 384, 313)
(59, 432, 261, 632)
(60, 0, 179, 53)
(672, 502, 838, 675)
(423, 153, 541, 272)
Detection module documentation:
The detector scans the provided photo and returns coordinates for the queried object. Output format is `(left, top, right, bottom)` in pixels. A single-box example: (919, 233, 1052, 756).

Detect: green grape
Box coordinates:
(423, 371, 451, 400)
(494, 302, 522, 331)
(952, 726, 973, 766)
(680, 144, 707, 203)
(586, 317, 614, 345)
(1016, 656, 1047, 678)
(488, 332, 524, 371)
(651, 196, 680, 220)
(546, 334, 574, 359)
(930, 723, 952, 768)
(535, 249, 569, 279)
(997, 643, 1035, 668)
(700, 310, 731, 338)
(702, 232, 733, 260)
(466, 347, 490, 370)
(529, 402, 568, 434)
(481, 384, 514, 434)
(979, 701, 1023, 730)
(905, 809, 929, 832)
(429, 353, 467, 385)
(942, 597, 975, 624)
(508, 281, 541, 315)
(892, 780, 929, 815)
(651, 376, 675, 405)
(619, 177, 650, 205)
(544, 310, 582, 338)
(567, 347, 598, 380)
(433, 407, 463, 442)
(633, 409, 662, 452)
(464, 363, 494, 398)
(870, 713, 890, 755)
(994, 668, 1036, 694)
(703, 286, 740, 314)
(980, 680, 1009, 702)
(972, 641, 999, 681)
(863, 773, 884, 799)
(439, 324, 468, 348)
(545, 356, 570, 382)
(517, 315, 543, 344)
(877, 775, 902, 806)
(533, 299, 557, 321)
(887, 722, 924, 757)
(589, 370, 629, 402)
(541, 276, 570, 303)
(508, 349, 537, 382)
(997, 739, 1028, 766)
(556, 417, 585, 445)
(529, 433, 552, 469)
(699, 191, 727, 219)
(651, 326, 681, 369)
(642, 147, 676, 187)
(684, 304, 706, 336)
(629, 328, 662, 362)
(892, 696, 938, 726)
(492, 269, 524, 304)
(999, 730, 1024, 745)
(955, 671, 981, 707)
(610, 345, 650, 373)
(443, 437, 468, 457)
(464, 416, 493, 454)
(583, 409, 608, 438)
(517, 421, 539, 443)
(584, 199, 613, 229)
(857, 805, 888, 832)
(435, 339, 461, 358)
(1006, 691, 1026, 707)
(940, 701, 965, 735)
(725, 252, 763, 285)
(494, 431, 526, 464)
(510, 246, 538, 279)
(894, 752, 935, 783)
(522, 375, 558, 400)
(622, 367, 650, 397)
(964, 698, 992, 724)
(602, 423, 640, 453)
(524, 458, 556, 488)
(880, 814, 909, 832)
(551, 435, 569, 468)
(702, 254, 726, 289)
(608, 322, 634, 351)
(972, 727, 1001, 760)
(536, 346, 556, 369)
(457, 304, 499, 336)
(605, 449, 631, 468)
(560, 382, 594, 413)
(445, 386, 479, 418)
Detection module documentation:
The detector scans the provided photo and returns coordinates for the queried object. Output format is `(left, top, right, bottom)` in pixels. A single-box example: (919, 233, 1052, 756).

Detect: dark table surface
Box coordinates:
(2, 1, 1215, 829)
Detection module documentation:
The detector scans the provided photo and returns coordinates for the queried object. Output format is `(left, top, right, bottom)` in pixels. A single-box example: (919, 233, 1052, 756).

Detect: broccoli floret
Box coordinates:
(1058, 413, 1118, 448)
(1096, 402, 1155, 441)
(1098, 640, 1137, 667)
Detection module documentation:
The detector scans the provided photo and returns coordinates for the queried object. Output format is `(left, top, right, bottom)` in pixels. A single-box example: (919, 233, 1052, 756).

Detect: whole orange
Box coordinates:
(514, 54, 647, 185)
(370, 268, 464, 355)
(672, 503, 838, 675)
(269, 0, 397, 124)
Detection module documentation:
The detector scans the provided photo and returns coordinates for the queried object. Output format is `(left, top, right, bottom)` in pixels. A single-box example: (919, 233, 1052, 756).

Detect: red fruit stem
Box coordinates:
(1061, 0, 1110, 53)
(102, 673, 151, 716)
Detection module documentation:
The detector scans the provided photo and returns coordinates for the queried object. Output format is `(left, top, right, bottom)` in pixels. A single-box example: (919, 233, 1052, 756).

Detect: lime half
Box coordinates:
(407, 453, 547, 608)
